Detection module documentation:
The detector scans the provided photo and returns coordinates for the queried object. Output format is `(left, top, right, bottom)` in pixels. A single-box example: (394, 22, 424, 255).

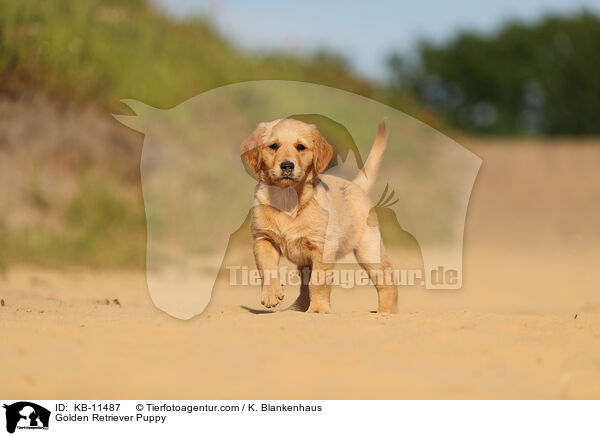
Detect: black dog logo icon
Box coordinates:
(3, 402, 50, 434)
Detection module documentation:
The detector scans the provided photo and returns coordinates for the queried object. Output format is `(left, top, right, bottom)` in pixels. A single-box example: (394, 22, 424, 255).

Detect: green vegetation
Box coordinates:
(0, 0, 381, 110)
(0, 181, 146, 268)
(388, 12, 600, 135)
(1, 1, 598, 133)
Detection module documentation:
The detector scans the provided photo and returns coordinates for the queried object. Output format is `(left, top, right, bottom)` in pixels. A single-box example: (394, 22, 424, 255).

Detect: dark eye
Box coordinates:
(269, 143, 278, 150)
(296, 144, 306, 151)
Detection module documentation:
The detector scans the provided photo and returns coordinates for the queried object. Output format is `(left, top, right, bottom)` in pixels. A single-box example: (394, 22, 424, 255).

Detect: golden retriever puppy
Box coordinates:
(241, 118, 397, 313)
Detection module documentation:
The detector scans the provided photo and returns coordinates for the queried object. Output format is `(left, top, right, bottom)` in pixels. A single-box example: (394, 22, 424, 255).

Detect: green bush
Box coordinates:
(0, 0, 379, 110)
(388, 12, 600, 135)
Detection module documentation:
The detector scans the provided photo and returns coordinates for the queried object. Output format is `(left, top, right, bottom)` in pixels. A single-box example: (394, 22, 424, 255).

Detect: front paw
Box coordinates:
(261, 285, 284, 308)
(306, 303, 331, 314)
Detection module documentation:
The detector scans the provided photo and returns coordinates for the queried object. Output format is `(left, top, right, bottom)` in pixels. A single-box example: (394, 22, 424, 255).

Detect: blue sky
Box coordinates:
(154, 0, 600, 81)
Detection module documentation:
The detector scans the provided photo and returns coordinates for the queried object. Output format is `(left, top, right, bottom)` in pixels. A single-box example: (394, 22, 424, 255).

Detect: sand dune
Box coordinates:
(2, 142, 600, 399)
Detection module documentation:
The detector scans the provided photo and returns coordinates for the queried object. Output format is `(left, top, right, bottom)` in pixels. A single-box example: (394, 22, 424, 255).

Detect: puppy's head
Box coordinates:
(241, 119, 333, 188)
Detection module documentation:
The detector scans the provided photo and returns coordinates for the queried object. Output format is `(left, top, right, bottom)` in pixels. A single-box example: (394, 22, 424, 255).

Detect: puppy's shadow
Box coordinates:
(240, 305, 275, 314)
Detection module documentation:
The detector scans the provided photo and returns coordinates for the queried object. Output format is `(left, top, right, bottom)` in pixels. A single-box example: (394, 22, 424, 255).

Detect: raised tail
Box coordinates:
(353, 118, 388, 192)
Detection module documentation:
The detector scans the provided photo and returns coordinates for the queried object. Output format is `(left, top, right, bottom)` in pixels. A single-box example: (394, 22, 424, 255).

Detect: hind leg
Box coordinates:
(355, 241, 398, 314)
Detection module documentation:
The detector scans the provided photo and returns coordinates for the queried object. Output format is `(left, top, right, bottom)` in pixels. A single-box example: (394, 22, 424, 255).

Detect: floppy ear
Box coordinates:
(241, 123, 266, 173)
(312, 126, 333, 176)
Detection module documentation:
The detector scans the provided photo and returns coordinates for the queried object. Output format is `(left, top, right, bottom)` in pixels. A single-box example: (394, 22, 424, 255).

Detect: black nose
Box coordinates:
(280, 161, 295, 171)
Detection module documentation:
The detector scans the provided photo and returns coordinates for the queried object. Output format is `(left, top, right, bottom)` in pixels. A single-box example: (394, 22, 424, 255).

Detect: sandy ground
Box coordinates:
(2, 142, 600, 399)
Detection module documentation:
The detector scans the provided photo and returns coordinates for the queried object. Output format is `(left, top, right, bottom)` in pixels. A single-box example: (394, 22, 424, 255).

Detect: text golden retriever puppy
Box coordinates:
(242, 118, 397, 313)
